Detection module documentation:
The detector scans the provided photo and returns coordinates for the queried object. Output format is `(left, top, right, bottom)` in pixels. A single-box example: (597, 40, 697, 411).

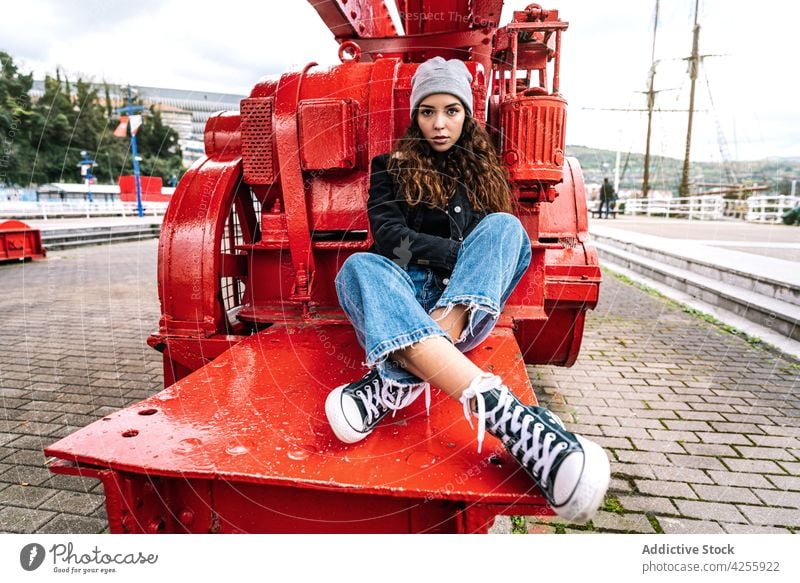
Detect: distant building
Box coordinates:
(30, 81, 244, 169)
(0, 187, 38, 202)
(153, 103, 194, 167)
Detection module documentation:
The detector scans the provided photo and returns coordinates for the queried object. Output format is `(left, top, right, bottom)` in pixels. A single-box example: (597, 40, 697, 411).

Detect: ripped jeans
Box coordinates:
(335, 212, 532, 388)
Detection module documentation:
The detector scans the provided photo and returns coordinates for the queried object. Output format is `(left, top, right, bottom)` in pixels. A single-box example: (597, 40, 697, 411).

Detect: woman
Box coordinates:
(326, 57, 609, 524)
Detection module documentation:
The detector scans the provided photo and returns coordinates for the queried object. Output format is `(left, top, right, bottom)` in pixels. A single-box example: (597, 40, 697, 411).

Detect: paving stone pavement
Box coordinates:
(527, 267, 800, 535)
(0, 240, 798, 534)
(0, 240, 162, 534)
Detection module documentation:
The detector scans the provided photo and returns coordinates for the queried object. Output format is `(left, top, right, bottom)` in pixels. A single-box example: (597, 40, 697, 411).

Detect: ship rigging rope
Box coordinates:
(702, 65, 739, 185)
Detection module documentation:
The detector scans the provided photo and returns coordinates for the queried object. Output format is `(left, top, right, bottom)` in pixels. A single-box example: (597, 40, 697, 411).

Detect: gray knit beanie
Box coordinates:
(409, 57, 473, 119)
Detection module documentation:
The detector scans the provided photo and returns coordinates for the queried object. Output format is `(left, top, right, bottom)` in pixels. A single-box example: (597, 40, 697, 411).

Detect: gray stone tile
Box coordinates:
(666, 454, 726, 471)
(0, 484, 58, 508)
(651, 465, 714, 485)
(636, 480, 697, 499)
(38, 490, 104, 515)
(617, 495, 677, 515)
(674, 500, 746, 523)
(707, 470, 774, 489)
(657, 516, 725, 534)
(591, 511, 655, 533)
(722, 458, 788, 474)
(488, 515, 511, 534)
(737, 505, 800, 527)
(0, 506, 56, 533)
(37, 515, 107, 534)
(721, 523, 791, 534)
(753, 488, 800, 508)
(765, 475, 800, 490)
(691, 484, 761, 505)
(0, 465, 53, 487)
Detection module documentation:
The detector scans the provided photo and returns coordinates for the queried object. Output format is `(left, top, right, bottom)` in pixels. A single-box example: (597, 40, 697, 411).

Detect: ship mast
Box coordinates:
(679, 0, 701, 197)
(642, 0, 659, 199)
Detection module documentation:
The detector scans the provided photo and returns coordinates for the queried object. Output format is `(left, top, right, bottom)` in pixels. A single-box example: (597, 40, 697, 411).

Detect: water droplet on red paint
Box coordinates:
(406, 452, 437, 468)
(287, 449, 309, 461)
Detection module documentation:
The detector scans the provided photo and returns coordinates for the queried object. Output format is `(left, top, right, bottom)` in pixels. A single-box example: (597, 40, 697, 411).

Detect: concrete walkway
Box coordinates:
(589, 215, 800, 360)
(590, 215, 800, 262)
(590, 220, 800, 290)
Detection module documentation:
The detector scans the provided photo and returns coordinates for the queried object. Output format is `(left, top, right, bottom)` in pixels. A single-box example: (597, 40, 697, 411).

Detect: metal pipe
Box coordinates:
(511, 30, 518, 97)
(553, 30, 561, 94)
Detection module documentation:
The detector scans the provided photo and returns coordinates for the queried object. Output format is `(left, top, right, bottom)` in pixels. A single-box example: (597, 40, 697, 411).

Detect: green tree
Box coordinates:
(2, 51, 185, 187)
(0, 51, 41, 186)
(29, 71, 83, 184)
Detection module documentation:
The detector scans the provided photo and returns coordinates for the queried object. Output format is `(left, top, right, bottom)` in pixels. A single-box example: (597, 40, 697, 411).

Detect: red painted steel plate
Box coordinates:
(46, 324, 547, 505)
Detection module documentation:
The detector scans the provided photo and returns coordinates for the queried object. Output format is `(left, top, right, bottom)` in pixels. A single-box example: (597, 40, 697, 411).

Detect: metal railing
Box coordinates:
(623, 195, 725, 220)
(0, 200, 169, 220)
(745, 195, 800, 223)
(721, 198, 749, 220)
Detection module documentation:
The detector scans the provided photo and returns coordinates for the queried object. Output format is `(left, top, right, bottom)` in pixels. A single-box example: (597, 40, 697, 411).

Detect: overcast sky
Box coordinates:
(2, 0, 796, 161)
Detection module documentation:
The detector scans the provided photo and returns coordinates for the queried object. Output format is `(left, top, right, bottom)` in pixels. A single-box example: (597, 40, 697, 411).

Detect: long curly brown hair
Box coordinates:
(387, 116, 513, 213)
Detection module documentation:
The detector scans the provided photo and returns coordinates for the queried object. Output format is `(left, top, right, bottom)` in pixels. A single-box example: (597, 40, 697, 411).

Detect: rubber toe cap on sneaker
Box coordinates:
(325, 385, 369, 444)
(552, 436, 610, 524)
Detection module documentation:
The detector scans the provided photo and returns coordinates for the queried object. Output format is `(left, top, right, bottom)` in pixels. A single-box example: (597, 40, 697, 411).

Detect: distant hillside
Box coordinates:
(565, 145, 799, 195)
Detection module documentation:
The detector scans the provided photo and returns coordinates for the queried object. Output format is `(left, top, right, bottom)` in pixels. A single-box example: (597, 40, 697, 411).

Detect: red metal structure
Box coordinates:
(46, 1, 601, 533)
(0, 220, 46, 262)
(118, 175, 171, 203)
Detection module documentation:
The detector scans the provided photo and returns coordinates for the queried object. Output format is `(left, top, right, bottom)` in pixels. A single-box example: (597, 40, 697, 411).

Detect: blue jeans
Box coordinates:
(335, 212, 532, 388)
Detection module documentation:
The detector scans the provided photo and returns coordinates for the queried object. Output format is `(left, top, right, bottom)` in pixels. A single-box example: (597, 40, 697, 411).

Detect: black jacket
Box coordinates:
(367, 153, 488, 275)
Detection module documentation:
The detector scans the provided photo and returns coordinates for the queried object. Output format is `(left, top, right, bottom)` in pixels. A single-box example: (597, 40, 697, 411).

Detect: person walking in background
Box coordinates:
(599, 177, 615, 219)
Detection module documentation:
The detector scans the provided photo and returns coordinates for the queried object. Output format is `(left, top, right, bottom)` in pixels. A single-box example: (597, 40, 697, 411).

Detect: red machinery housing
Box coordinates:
(46, 1, 601, 533)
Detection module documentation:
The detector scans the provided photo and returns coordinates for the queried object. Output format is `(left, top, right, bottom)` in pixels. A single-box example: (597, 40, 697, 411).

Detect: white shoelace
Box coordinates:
(504, 406, 566, 486)
(356, 376, 431, 424)
(357, 377, 385, 424)
(381, 381, 431, 417)
(459, 373, 498, 453)
(459, 373, 565, 486)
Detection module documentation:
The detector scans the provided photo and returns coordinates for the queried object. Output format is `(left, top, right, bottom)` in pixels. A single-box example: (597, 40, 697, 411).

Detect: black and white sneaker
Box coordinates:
(460, 373, 610, 524)
(326, 369, 430, 444)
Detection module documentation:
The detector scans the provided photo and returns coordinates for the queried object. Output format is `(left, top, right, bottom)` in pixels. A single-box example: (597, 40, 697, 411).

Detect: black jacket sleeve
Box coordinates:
(367, 154, 461, 272)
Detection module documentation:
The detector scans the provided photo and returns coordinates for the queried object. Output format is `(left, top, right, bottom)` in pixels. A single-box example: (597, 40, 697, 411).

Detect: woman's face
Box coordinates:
(416, 93, 466, 153)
